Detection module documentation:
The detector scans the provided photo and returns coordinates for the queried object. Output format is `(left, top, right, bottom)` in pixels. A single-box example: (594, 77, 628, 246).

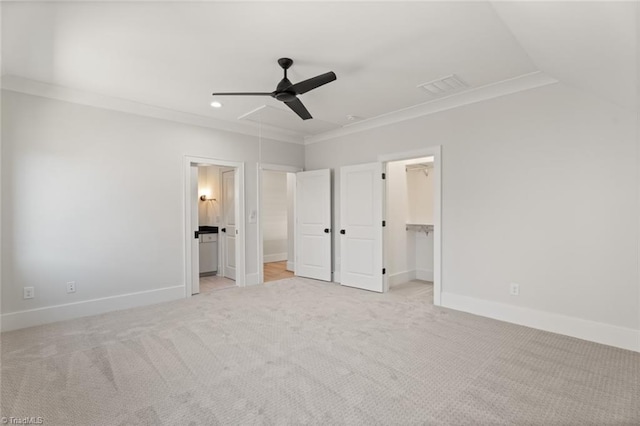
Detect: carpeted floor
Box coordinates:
(1, 278, 638, 425)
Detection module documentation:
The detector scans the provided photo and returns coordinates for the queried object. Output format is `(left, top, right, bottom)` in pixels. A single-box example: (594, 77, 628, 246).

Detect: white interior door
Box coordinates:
(222, 169, 236, 280)
(340, 162, 384, 292)
(191, 165, 200, 294)
(295, 169, 332, 281)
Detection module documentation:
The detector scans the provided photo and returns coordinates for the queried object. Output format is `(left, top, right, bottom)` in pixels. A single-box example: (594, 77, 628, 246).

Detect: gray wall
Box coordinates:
(305, 83, 639, 331)
(1, 91, 304, 314)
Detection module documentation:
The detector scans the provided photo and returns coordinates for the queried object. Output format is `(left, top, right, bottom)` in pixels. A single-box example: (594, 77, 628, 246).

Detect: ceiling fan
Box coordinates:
(211, 58, 336, 120)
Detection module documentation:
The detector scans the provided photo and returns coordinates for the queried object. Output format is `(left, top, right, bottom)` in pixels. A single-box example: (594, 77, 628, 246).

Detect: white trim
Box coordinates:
(264, 253, 287, 263)
(257, 163, 302, 284)
(415, 268, 433, 282)
(441, 292, 640, 353)
(333, 271, 341, 284)
(259, 163, 303, 173)
(1, 285, 185, 332)
(305, 72, 558, 145)
(388, 270, 417, 288)
(379, 146, 442, 306)
(2, 73, 558, 148)
(245, 273, 260, 287)
(1, 75, 304, 145)
(185, 156, 246, 297)
(286, 261, 295, 272)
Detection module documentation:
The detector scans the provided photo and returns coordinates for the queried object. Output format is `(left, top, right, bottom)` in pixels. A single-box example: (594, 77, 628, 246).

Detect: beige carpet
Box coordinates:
(1, 278, 638, 425)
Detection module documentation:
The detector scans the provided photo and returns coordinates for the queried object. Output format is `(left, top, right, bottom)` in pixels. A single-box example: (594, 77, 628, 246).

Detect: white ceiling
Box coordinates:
(1, 2, 637, 140)
(492, 1, 638, 109)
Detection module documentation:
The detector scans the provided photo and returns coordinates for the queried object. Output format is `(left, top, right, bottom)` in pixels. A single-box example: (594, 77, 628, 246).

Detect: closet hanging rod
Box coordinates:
(405, 163, 433, 172)
(406, 223, 434, 236)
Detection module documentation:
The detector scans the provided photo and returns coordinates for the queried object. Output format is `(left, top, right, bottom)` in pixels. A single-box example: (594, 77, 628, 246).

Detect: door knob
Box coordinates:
(324, 228, 330, 233)
(221, 228, 226, 233)
(340, 229, 346, 235)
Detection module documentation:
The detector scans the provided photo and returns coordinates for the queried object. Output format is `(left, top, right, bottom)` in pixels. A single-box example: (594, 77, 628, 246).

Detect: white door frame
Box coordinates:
(378, 146, 442, 306)
(184, 156, 246, 296)
(257, 163, 303, 284)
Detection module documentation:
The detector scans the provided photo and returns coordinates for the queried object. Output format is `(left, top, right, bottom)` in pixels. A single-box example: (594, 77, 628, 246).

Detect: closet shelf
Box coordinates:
(406, 223, 434, 236)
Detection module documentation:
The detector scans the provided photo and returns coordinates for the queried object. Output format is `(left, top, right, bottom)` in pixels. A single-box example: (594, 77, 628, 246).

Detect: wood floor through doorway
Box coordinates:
(264, 261, 294, 282)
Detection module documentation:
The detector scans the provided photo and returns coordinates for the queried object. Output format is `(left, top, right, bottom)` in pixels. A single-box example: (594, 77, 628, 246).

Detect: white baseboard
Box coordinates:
(245, 273, 260, 286)
(1, 285, 185, 332)
(440, 292, 640, 353)
(388, 269, 433, 287)
(333, 271, 340, 284)
(286, 261, 295, 272)
(416, 268, 433, 282)
(388, 270, 417, 288)
(264, 253, 287, 263)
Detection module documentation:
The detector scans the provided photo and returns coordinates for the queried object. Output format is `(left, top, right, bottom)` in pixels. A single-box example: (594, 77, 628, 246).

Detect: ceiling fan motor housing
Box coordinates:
(275, 58, 297, 102)
(277, 57, 293, 70)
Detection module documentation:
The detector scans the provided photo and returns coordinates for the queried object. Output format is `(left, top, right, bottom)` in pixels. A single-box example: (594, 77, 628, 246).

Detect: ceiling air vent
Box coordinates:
(417, 74, 467, 97)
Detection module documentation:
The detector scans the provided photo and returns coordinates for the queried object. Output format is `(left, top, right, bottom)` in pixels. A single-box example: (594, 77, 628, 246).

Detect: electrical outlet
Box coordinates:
(510, 283, 520, 296)
(23, 287, 35, 299)
(66, 281, 76, 293)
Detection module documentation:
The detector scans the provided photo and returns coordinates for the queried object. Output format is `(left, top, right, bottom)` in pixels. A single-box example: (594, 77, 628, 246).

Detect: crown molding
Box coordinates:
(304, 71, 558, 145)
(1, 75, 305, 145)
(2, 72, 558, 147)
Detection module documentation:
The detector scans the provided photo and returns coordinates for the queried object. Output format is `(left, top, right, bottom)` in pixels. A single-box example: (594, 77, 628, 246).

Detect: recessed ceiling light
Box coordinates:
(210, 101, 223, 108)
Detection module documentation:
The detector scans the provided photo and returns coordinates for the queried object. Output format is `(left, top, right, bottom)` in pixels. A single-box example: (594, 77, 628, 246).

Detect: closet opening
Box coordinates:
(384, 156, 436, 303)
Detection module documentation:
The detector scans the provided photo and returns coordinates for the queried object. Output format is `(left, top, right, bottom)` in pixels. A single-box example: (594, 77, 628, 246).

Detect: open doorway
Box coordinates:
(258, 164, 301, 283)
(195, 165, 236, 293)
(384, 157, 435, 300)
(185, 157, 245, 296)
(379, 147, 442, 305)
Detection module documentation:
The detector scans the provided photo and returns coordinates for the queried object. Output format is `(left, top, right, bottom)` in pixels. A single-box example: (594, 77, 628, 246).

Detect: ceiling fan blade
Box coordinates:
(211, 92, 274, 97)
(284, 98, 312, 120)
(290, 72, 336, 95)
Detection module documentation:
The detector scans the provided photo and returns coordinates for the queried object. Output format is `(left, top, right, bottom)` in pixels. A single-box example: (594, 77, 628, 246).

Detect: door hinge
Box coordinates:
(381, 172, 386, 180)
(382, 220, 386, 227)
(382, 268, 386, 275)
